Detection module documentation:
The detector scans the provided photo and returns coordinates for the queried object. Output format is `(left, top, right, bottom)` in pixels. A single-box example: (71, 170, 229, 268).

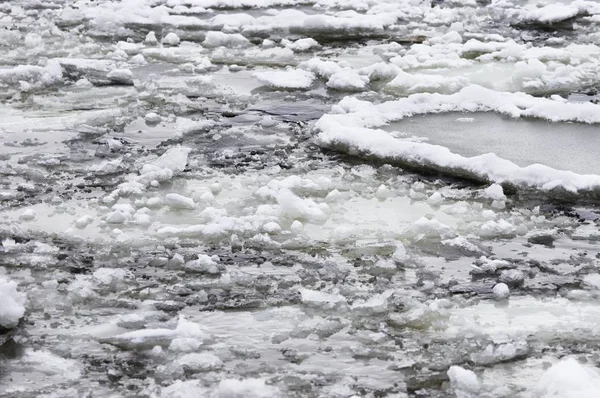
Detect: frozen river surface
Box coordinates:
(2, 0, 600, 397)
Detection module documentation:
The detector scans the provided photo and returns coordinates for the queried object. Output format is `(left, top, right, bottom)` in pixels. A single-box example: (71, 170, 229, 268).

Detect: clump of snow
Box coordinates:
(492, 283, 510, 300)
(326, 70, 369, 91)
(392, 243, 409, 263)
(183, 255, 223, 274)
(162, 33, 181, 46)
(0, 276, 26, 328)
(19, 209, 36, 221)
(483, 184, 506, 201)
(203, 31, 250, 48)
(74, 215, 94, 229)
(284, 38, 320, 52)
(145, 31, 158, 45)
(145, 112, 162, 125)
(165, 193, 196, 210)
(290, 220, 303, 233)
(253, 69, 316, 90)
(447, 366, 480, 395)
(276, 189, 329, 222)
(107, 68, 134, 85)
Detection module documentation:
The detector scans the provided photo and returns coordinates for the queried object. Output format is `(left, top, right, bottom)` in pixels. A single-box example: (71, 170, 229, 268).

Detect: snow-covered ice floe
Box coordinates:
(316, 85, 600, 193)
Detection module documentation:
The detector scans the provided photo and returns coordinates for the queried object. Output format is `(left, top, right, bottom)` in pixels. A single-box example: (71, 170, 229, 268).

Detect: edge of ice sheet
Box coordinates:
(315, 85, 600, 193)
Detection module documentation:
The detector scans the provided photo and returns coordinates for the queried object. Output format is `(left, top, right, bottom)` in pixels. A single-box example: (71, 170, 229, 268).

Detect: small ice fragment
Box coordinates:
(74, 215, 94, 229)
(375, 184, 392, 200)
(162, 32, 180, 46)
(199, 191, 215, 202)
(483, 184, 505, 201)
(392, 243, 409, 263)
(263, 222, 281, 234)
(427, 192, 443, 206)
(209, 183, 222, 197)
(19, 209, 36, 221)
(499, 269, 525, 286)
(0, 276, 26, 328)
(326, 70, 369, 91)
(325, 189, 342, 202)
(491, 200, 506, 210)
(260, 116, 278, 128)
(165, 193, 196, 210)
(168, 253, 185, 268)
(447, 365, 480, 394)
(133, 213, 151, 225)
(290, 220, 303, 233)
(144, 112, 162, 125)
(146, 197, 163, 208)
(492, 283, 510, 300)
(107, 68, 133, 85)
(105, 210, 131, 224)
(145, 31, 158, 45)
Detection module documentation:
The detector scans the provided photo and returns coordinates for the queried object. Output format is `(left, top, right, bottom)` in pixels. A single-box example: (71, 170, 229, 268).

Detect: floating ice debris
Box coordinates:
(105, 209, 132, 224)
(144, 112, 162, 125)
(427, 192, 444, 206)
(0, 276, 26, 328)
(326, 70, 369, 91)
(162, 33, 180, 46)
(253, 69, 316, 90)
(203, 31, 250, 48)
(483, 184, 506, 201)
(284, 38, 320, 52)
(164, 193, 196, 210)
(19, 209, 36, 221)
(499, 269, 525, 287)
(106, 68, 133, 85)
(107, 316, 205, 349)
(492, 283, 510, 300)
(299, 288, 346, 309)
(447, 366, 480, 395)
(145, 31, 158, 45)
